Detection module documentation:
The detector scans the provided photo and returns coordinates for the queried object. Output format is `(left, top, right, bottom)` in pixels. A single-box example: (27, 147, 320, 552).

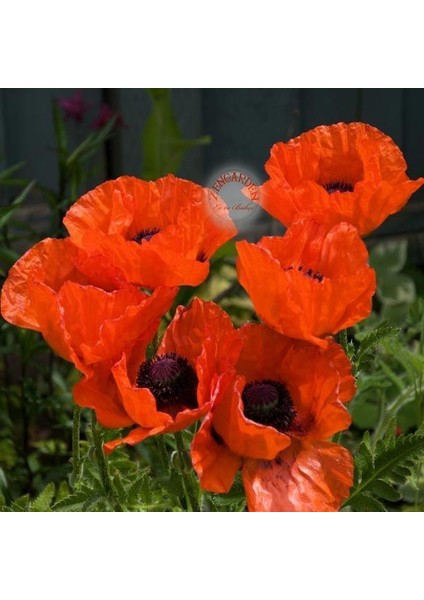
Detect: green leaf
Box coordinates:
(11, 494, 31, 512)
(369, 479, 401, 502)
(31, 482, 55, 512)
(349, 494, 387, 512)
(345, 431, 424, 510)
(52, 491, 88, 512)
(126, 470, 150, 506)
(142, 89, 211, 180)
(0, 179, 36, 228)
(378, 274, 416, 306)
(370, 240, 408, 274)
(66, 117, 116, 168)
(355, 321, 399, 371)
(0, 247, 19, 268)
(0, 161, 26, 183)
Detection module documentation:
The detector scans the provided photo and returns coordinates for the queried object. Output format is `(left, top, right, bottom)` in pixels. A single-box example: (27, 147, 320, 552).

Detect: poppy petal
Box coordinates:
(64, 175, 236, 289)
(242, 439, 353, 512)
(104, 426, 166, 454)
(159, 298, 242, 406)
(1, 238, 82, 331)
(73, 370, 133, 428)
(63, 176, 139, 241)
(191, 412, 242, 493)
(236, 219, 376, 345)
(235, 323, 354, 439)
(259, 122, 424, 236)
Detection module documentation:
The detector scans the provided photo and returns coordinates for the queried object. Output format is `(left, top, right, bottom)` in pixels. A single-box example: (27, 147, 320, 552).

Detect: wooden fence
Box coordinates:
(1, 89, 423, 250)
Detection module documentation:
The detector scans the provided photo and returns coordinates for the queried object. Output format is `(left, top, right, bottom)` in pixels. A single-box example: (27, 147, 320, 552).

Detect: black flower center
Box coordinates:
(242, 379, 296, 433)
(322, 181, 354, 194)
(284, 265, 324, 282)
(136, 352, 198, 415)
(132, 228, 160, 243)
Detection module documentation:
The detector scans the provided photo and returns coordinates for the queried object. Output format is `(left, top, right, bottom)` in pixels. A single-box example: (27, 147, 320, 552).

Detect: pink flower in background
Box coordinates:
(58, 90, 91, 122)
(91, 104, 126, 129)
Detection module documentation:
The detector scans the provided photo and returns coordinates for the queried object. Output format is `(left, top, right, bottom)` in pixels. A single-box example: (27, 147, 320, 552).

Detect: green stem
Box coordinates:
(174, 432, 199, 512)
(90, 411, 123, 510)
(338, 329, 349, 355)
(71, 406, 82, 487)
(156, 436, 170, 475)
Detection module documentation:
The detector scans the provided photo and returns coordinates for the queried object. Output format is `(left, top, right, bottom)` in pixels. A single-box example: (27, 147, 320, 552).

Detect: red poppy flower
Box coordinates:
(259, 122, 424, 236)
(95, 298, 242, 451)
(63, 175, 237, 289)
(0, 238, 177, 375)
(236, 218, 376, 348)
(191, 324, 354, 511)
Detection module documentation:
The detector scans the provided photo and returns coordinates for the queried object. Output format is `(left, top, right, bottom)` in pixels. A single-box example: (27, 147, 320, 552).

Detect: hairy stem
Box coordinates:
(174, 432, 199, 512)
(71, 406, 82, 487)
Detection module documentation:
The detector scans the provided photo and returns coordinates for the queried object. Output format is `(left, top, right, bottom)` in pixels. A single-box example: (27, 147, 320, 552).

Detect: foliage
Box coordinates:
(344, 425, 424, 511)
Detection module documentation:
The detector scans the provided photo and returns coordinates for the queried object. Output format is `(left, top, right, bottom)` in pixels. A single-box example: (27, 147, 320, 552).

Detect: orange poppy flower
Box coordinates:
(191, 324, 354, 511)
(99, 298, 242, 452)
(236, 218, 376, 348)
(0, 237, 177, 375)
(259, 122, 424, 236)
(63, 174, 237, 289)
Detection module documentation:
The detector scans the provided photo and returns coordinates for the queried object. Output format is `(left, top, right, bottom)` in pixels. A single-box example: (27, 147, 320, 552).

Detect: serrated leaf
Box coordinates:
(82, 493, 106, 512)
(52, 491, 88, 512)
(391, 465, 412, 483)
(112, 472, 126, 503)
(160, 472, 185, 498)
(12, 494, 30, 512)
(350, 494, 387, 512)
(345, 432, 424, 509)
(127, 470, 149, 505)
(356, 321, 399, 371)
(369, 479, 401, 502)
(31, 482, 55, 512)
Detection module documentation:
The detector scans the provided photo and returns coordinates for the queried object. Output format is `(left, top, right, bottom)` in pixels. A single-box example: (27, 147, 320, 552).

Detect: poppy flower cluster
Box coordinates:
(2, 122, 422, 512)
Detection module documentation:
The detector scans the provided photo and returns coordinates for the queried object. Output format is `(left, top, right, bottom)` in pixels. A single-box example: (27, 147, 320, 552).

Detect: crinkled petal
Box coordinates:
(191, 412, 242, 493)
(242, 439, 353, 512)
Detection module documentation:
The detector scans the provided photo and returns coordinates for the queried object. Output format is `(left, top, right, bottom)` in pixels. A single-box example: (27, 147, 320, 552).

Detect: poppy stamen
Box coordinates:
(132, 228, 160, 243)
(242, 379, 296, 433)
(196, 250, 208, 263)
(323, 181, 354, 194)
(136, 352, 198, 414)
(284, 265, 324, 282)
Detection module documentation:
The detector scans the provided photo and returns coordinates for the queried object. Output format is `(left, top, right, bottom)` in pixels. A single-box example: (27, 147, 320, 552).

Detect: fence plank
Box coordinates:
(0, 88, 105, 193)
(112, 89, 204, 182)
(362, 89, 403, 146)
(301, 89, 358, 130)
(404, 89, 424, 180)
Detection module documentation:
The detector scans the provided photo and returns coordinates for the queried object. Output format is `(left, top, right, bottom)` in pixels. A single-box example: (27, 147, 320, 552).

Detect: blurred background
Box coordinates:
(1, 88, 423, 247)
